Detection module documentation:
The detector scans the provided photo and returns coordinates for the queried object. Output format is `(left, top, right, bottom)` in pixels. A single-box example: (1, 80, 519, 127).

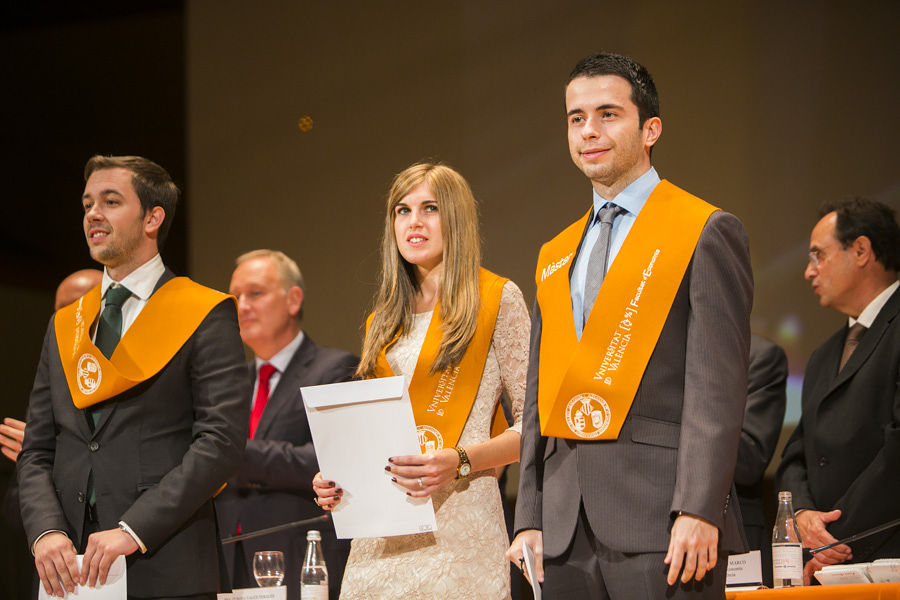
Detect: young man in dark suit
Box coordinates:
(508, 53, 752, 598)
(217, 250, 357, 600)
(777, 197, 900, 583)
(18, 155, 250, 599)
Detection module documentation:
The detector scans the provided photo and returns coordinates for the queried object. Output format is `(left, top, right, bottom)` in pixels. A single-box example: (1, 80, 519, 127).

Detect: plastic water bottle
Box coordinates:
(772, 491, 804, 587)
(300, 529, 328, 600)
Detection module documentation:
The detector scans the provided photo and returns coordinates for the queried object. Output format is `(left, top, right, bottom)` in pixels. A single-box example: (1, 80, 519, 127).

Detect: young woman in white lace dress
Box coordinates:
(313, 162, 529, 599)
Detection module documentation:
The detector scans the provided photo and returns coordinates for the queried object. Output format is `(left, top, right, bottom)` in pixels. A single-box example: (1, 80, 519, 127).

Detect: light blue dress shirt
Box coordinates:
(570, 167, 661, 339)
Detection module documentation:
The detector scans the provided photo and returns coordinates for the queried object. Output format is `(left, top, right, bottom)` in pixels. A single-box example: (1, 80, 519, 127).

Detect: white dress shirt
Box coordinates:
(850, 280, 899, 328)
(252, 329, 306, 408)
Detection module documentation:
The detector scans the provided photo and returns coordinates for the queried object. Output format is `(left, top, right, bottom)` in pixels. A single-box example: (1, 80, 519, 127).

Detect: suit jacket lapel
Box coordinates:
(254, 336, 316, 439)
(818, 287, 900, 407)
(92, 269, 177, 436)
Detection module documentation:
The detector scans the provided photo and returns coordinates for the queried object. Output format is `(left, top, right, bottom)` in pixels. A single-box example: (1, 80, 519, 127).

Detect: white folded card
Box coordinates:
(38, 555, 126, 600)
(867, 558, 900, 583)
(218, 587, 287, 600)
(302, 376, 437, 539)
(814, 563, 872, 585)
(726, 550, 764, 590)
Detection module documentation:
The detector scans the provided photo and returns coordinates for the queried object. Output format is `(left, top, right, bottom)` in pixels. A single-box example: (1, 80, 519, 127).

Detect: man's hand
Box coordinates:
(803, 554, 828, 585)
(34, 532, 79, 597)
(0, 417, 25, 462)
(81, 528, 139, 587)
(796, 509, 852, 565)
(664, 513, 719, 585)
(506, 529, 544, 584)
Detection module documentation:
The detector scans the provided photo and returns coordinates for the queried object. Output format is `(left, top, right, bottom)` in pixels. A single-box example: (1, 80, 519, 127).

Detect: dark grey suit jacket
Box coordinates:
(17, 270, 251, 597)
(515, 209, 753, 558)
(736, 334, 787, 551)
(216, 336, 358, 600)
(776, 285, 900, 561)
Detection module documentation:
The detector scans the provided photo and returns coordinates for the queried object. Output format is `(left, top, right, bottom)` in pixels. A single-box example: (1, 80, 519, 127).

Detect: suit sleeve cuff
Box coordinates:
(31, 530, 70, 556)
(118, 521, 147, 554)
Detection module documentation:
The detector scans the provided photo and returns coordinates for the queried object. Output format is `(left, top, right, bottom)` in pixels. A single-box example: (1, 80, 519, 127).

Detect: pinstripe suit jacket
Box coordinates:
(515, 209, 753, 558)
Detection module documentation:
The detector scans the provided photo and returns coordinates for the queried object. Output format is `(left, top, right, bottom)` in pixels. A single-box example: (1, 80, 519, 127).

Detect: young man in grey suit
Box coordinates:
(507, 53, 752, 598)
(777, 198, 900, 583)
(216, 250, 357, 600)
(18, 155, 251, 600)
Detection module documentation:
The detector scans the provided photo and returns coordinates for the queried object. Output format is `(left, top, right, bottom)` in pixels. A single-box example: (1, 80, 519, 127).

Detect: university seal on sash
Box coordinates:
(565, 392, 611, 439)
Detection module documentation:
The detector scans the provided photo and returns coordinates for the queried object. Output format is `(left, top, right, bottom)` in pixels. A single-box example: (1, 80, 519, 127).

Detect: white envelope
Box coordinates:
(38, 555, 126, 600)
(302, 376, 437, 539)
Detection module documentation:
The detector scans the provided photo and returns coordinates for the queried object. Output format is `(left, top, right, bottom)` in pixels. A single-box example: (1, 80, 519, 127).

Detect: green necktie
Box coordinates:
(95, 285, 132, 360)
(87, 285, 132, 507)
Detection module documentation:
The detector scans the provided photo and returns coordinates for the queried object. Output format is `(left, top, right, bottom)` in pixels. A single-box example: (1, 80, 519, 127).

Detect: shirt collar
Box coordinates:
(591, 166, 660, 219)
(255, 329, 305, 374)
(100, 254, 166, 301)
(850, 280, 899, 328)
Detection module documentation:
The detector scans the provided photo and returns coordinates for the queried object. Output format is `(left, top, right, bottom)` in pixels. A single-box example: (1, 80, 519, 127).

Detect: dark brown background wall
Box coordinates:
(187, 0, 899, 422)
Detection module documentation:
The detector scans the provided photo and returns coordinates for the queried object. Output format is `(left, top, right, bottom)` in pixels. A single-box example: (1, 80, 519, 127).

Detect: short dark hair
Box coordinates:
(84, 155, 179, 247)
(568, 53, 660, 127)
(819, 197, 900, 272)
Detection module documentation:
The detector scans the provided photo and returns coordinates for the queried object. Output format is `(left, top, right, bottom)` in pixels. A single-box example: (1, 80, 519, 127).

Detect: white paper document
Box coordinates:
(302, 376, 437, 539)
(522, 542, 542, 600)
(218, 587, 287, 600)
(38, 555, 126, 600)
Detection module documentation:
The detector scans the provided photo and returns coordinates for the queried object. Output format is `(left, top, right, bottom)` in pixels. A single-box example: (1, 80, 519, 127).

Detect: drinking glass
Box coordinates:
(253, 550, 285, 587)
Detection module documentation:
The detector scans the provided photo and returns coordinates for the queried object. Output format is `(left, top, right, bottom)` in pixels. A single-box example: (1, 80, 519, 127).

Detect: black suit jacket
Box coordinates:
(216, 335, 357, 600)
(17, 270, 251, 597)
(777, 285, 900, 561)
(516, 209, 753, 557)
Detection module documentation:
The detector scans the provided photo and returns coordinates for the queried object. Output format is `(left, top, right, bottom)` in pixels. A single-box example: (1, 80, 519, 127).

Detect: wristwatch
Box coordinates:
(452, 446, 471, 479)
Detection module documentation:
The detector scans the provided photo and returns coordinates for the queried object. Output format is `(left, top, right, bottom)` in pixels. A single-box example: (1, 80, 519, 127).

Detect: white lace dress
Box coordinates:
(339, 281, 530, 600)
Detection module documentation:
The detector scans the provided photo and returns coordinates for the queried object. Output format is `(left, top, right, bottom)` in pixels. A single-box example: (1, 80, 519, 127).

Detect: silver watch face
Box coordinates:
(459, 463, 471, 477)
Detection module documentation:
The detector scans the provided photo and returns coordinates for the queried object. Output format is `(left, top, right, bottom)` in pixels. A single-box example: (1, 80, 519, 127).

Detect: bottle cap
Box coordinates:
(307, 529, 322, 541)
(778, 491, 793, 501)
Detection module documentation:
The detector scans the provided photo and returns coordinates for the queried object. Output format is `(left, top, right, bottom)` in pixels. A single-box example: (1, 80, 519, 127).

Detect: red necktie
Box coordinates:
(249, 363, 277, 438)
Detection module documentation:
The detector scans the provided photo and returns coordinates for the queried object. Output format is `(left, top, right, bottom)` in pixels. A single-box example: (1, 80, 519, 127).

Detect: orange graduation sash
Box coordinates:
(367, 268, 509, 453)
(54, 277, 232, 408)
(536, 180, 717, 440)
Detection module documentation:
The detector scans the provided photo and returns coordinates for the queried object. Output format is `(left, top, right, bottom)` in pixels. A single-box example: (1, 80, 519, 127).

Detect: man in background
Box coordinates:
(217, 249, 357, 600)
(777, 197, 900, 583)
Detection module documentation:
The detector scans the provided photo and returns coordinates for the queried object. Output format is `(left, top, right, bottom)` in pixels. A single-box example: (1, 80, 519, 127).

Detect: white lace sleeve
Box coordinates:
(492, 280, 530, 434)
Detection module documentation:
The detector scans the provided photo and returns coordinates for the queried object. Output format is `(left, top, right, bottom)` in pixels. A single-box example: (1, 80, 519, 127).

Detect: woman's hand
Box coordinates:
(312, 472, 343, 510)
(385, 448, 460, 497)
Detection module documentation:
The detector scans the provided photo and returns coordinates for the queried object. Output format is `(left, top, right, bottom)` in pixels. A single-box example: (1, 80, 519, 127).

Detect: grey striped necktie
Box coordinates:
(583, 203, 625, 326)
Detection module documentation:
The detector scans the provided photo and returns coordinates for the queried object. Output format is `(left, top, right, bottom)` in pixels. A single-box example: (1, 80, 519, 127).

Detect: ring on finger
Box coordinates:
(417, 477, 424, 489)
(314, 497, 321, 507)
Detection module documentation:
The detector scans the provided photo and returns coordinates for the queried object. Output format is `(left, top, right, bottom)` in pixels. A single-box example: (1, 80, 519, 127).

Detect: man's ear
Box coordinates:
(144, 206, 165, 236)
(852, 235, 874, 266)
(287, 286, 304, 318)
(643, 116, 662, 150)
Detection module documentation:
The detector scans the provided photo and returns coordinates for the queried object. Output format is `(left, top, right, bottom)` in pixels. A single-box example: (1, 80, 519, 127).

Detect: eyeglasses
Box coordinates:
(808, 250, 822, 267)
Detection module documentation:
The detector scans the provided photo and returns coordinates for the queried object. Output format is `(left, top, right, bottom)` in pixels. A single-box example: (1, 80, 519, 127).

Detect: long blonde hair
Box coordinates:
(357, 162, 482, 378)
